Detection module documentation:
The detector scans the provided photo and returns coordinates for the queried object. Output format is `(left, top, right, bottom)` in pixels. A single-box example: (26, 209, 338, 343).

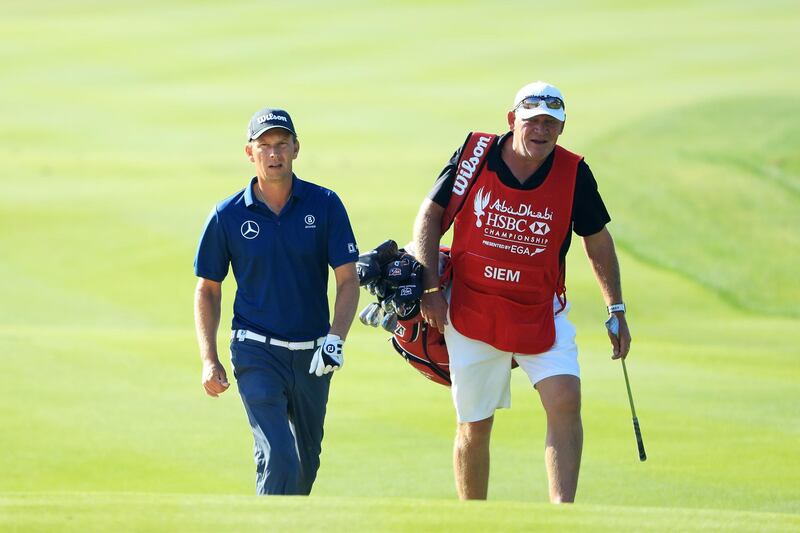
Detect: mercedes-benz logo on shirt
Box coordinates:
(240, 220, 260, 239)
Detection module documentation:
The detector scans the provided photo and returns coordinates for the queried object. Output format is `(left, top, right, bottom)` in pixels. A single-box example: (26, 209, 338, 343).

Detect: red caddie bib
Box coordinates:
(449, 144, 582, 353)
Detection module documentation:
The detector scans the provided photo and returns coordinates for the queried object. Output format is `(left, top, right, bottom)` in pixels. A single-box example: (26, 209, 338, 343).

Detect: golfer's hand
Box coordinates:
(421, 290, 448, 334)
(606, 313, 632, 360)
(202, 360, 230, 397)
(309, 334, 344, 377)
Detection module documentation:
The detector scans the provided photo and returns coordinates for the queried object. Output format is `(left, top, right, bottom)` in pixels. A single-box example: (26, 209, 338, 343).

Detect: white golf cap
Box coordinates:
(512, 81, 566, 122)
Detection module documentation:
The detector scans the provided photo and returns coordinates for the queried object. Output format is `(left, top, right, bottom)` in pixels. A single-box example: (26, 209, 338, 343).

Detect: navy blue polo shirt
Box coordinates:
(194, 175, 359, 341)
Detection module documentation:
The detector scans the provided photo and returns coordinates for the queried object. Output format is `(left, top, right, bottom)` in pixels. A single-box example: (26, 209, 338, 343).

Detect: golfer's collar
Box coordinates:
(244, 174, 304, 208)
(244, 176, 258, 207)
(290, 174, 306, 199)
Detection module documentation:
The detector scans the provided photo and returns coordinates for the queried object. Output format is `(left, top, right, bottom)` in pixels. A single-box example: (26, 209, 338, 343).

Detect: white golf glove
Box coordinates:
(309, 334, 344, 377)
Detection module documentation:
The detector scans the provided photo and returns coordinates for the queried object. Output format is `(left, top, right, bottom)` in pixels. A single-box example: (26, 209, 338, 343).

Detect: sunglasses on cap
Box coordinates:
(514, 95, 565, 111)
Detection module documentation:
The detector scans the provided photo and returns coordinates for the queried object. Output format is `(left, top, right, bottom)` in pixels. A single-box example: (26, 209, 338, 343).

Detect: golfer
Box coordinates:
(413, 82, 631, 502)
(193, 107, 359, 495)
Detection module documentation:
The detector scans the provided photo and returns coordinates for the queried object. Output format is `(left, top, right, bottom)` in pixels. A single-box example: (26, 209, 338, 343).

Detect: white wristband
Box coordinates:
(607, 303, 626, 314)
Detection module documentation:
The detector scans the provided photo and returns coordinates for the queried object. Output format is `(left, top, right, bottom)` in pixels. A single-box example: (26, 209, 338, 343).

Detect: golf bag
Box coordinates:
(356, 240, 453, 386)
(391, 311, 451, 386)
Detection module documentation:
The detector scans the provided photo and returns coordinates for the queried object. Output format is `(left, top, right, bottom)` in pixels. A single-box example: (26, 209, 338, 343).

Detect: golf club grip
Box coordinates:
(632, 416, 647, 462)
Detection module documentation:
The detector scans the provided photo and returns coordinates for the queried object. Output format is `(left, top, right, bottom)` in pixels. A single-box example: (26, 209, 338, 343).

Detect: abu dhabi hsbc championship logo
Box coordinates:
(475, 193, 557, 257)
(530, 221, 550, 235)
(473, 187, 491, 227)
(241, 220, 260, 239)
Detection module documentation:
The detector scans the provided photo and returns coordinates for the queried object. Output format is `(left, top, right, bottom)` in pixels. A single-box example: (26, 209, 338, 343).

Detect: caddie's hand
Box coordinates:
(309, 334, 344, 377)
(420, 290, 449, 334)
(605, 312, 632, 360)
(202, 361, 230, 397)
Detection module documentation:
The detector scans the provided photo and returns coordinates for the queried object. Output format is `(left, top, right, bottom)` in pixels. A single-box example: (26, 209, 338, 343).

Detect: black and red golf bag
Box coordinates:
(390, 312, 451, 386)
(356, 241, 453, 386)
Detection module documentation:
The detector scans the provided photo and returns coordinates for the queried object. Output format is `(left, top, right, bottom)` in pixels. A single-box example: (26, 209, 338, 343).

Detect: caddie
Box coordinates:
(193, 107, 359, 495)
(412, 81, 632, 503)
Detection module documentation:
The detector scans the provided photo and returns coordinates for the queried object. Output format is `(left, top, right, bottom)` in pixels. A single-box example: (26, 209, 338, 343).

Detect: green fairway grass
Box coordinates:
(2, 0, 799, 530)
(2, 493, 799, 532)
(587, 96, 800, 316)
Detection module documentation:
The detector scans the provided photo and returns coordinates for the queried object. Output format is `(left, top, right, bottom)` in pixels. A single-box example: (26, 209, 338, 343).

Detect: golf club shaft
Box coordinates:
(622, 358, 647, 462)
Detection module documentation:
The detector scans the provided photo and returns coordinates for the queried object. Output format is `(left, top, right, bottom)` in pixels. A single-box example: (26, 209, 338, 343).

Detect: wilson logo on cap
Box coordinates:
(257, 113, 288, 124)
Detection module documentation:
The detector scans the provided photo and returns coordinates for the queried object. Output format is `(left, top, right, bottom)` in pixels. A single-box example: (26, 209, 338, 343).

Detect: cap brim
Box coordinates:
(516, 107, 565, 122)
(249, 125, 295, 140)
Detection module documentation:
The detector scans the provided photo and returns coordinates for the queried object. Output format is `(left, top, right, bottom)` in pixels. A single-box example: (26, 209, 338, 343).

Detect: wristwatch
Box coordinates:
(607, 303, 626, 314)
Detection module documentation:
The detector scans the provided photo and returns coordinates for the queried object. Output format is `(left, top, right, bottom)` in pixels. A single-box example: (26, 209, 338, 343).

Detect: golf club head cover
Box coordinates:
(309, 334, 344, 376)
(366, 279, 390, 299)
(390, 273, 422, 304)
(374, 279, 391, 299)
(383, 257, 412, 287)
(371, 239, 400, 265)
(357, 243, 446, 326)
(356, 255, 382, 286)
(396, 300, 420, 320)
(356, 239, 400, 287)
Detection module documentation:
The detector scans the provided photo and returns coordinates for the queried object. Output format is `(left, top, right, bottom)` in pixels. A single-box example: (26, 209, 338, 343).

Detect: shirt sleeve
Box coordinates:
(572, 160, 611, 236)
(427, 148, 460, 208)
(326, 192, 359, 268)
(427, 132, 473, 208)
(193, 205, 230, 281)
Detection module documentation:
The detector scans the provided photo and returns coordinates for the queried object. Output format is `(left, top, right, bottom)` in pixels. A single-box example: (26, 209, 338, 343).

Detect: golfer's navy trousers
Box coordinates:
(230, 337, 331, 495)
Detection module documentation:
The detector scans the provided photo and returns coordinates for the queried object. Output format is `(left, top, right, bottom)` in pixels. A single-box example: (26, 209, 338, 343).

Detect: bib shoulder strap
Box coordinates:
(440, 131, 497, 234)
(554, 144, 584, 173)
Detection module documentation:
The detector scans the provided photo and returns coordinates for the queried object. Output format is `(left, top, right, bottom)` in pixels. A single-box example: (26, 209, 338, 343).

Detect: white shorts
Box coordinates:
(445, 296, 579, 423)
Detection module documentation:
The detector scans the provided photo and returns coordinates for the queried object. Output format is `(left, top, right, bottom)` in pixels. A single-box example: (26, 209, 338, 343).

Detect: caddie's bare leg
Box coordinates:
(453, 415, 494, 500)
(537, 375, 582, 503)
